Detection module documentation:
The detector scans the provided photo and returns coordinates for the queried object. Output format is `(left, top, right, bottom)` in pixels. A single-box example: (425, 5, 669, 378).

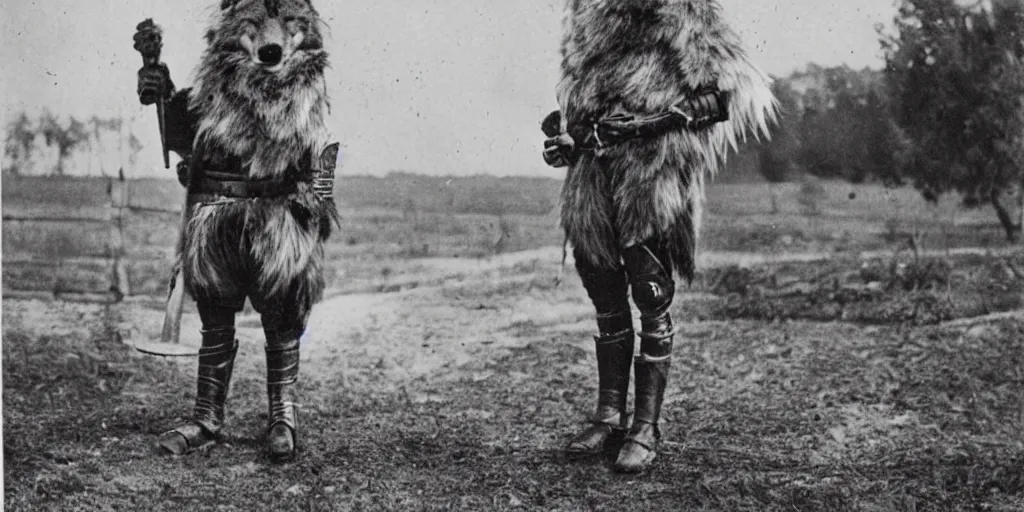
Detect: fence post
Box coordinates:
(109, 171, 130, 299)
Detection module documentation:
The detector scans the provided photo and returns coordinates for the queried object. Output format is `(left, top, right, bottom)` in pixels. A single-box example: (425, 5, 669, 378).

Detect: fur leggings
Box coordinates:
(182, 196, 329, 324)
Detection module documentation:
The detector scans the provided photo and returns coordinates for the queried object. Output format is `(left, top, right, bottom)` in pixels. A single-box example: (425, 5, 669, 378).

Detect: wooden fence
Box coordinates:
(3, 174, 181, 303)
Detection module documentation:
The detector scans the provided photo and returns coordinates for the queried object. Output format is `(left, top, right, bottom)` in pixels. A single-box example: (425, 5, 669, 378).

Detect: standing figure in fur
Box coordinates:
(541, 0, 776, 473)
(134, 0, 338, 462)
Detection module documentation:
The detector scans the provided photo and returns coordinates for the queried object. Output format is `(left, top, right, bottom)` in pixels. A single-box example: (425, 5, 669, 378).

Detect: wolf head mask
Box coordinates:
(207, 0, 324, 71)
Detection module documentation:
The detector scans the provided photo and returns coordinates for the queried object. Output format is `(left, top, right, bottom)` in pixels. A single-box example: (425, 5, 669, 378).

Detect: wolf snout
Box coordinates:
(258, 44, 283, 66)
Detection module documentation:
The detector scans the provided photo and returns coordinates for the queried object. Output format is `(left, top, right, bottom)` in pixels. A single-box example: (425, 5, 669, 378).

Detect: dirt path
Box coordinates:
(116, 249, 596, 391)
(89, 241, 1024, 424)
(6, 245, 1024, 511)
(394, 243, 1022, 278)
(117, 242, 864, 383)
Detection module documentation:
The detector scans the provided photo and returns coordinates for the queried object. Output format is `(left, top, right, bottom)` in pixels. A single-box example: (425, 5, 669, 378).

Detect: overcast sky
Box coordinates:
(1, 0, 897, 177)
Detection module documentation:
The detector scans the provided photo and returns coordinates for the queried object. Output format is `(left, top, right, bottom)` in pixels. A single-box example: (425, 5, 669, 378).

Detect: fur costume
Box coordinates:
(137, 0, 338, 462)
(556, 0, 776, 281)
(546, 0, 776, 473)
(178, 0, 336, 316)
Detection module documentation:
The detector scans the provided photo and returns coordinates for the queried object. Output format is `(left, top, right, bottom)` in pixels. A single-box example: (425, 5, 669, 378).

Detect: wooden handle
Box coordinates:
(160, 272, 186, 344)
(160, 191, 192, 344)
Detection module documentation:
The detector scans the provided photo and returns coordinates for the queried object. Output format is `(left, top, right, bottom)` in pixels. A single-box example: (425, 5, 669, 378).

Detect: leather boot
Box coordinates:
(565, 328, 634, 458)
(614, 331, 672, 473)
(158, 328, 238, 455)
(266, 331, 301, 462)
(615, 241, 675, 473)
(569, 247, 633, 459)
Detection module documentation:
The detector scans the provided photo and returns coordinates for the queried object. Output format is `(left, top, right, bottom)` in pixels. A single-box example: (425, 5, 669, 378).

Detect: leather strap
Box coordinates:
(569, 88, 730, 152)
(186, 143, 339, 200)
(190, 175, 305, 199)
(623, 421, 659, 451)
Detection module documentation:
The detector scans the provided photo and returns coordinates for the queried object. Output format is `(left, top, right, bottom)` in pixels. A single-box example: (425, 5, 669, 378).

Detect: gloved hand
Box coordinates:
(137, 63, 174, 106)
(133, 21, 174, 105)
(541, 110, 563, 138)
(175, 159, 190, 187)
(543, 134, 575, 168)
(541, 110, 575, 167)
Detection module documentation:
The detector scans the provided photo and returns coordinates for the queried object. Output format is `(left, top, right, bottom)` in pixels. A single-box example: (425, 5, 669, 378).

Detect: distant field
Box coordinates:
(1, 173, 1016, 297)
(2, 172, 1002, 224)
(0, 174, 563, 216)
(6, 175, 1024, 511)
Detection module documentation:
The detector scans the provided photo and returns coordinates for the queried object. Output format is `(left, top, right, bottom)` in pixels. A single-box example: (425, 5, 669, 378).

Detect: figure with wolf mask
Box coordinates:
(541, 0, 777, 473)
(135, 0, 338, 462)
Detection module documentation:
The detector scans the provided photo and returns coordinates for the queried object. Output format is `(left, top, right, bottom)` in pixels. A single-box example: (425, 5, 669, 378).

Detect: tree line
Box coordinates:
(758, 0, 1024, 241)
(5, 0, 1024, 240)
(3, 111, 141, 177)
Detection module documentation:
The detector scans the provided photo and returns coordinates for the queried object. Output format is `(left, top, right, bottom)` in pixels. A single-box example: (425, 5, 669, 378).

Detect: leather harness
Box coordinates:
(190, 169, 308, 199)
(186, 144, 338, 201)
(574, 88, 729, 151)
(542, 88, 730, 166)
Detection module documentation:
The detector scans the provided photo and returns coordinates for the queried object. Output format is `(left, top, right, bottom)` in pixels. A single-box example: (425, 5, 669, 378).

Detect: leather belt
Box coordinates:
(570, 89, 730, 152)
(189, 170, 307, 199)
(183, 143, 338, 200)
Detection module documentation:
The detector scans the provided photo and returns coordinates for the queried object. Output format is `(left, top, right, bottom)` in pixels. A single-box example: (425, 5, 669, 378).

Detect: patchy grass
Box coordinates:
(5, 175, 1024, 510)
(690, 253, 1023, 325)
(6, 293, 1024, 511)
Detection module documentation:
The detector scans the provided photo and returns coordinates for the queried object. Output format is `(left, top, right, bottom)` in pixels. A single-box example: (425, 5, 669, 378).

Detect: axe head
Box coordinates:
(131, 341, 199, 357)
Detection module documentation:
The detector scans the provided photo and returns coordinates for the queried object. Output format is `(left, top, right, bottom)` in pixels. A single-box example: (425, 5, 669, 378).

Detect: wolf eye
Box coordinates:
(239, 20, 258, 36)
(284, 16, 308, 34)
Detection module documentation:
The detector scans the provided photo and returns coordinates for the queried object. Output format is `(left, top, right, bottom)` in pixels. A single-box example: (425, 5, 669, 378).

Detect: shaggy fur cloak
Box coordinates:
(556, 0, 777, 281)
(169, 0, 338, 317)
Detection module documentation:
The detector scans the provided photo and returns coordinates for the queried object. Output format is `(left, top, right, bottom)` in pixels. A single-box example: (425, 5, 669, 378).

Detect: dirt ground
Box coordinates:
(5, 245, 1024, 511)
(6, 171, 1024, 511)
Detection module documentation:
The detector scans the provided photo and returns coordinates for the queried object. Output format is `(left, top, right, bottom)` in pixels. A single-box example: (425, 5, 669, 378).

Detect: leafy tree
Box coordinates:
(87, 115, 123, 174)
(795, 66, 897, 182)
(760, 64, 900, 187)
(758, 79, 801, 212)
(128, 132, 143, 169)
(881, 0, 1024, 241)
(3, 112, 35, 176)
(38, 111, 90, 175)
